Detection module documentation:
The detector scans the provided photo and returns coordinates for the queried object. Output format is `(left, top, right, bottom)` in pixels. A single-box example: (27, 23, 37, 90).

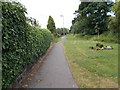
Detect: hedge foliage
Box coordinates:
(2, 1, 52, 88)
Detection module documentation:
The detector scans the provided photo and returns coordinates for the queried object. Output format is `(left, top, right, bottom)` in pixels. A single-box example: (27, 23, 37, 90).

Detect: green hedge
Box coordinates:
(2, 1, 52, 88)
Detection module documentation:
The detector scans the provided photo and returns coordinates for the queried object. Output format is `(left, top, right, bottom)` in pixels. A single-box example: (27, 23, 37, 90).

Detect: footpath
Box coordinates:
(27, 36, 78, 88)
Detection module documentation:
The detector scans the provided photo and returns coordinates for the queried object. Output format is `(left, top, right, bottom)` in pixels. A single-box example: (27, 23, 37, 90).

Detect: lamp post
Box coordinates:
(60, 15, 64, 35)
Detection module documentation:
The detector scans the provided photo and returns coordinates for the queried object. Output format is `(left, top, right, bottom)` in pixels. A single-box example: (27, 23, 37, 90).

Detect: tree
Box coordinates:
(71, 2, 113, 35)
(27, 17, 40, 27)
(47, 16, 56, 35)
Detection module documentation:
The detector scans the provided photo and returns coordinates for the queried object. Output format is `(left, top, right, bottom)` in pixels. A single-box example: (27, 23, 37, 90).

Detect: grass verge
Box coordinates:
(64, 34, 118, 88)
(54, 37, 62, 43)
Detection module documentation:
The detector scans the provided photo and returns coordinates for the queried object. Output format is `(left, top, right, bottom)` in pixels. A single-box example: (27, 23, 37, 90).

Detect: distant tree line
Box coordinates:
(56, 28, 69, 36)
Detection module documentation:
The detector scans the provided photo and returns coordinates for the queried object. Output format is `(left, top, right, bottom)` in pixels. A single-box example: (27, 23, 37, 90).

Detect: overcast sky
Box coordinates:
(18, 0, 80, 29)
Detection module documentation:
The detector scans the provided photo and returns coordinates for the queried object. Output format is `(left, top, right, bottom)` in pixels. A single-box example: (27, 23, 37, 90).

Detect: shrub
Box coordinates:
(74, 31, 118, 43)
(2, 1, 52, 89)
(91, 35, 118, 43)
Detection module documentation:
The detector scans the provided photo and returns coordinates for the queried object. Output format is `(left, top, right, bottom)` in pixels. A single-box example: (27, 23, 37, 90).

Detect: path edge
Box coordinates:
(62, 40, 79, 88)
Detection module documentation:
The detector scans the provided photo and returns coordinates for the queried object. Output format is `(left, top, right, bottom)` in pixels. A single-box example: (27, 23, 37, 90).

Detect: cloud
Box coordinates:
(18, 0, 80, 29)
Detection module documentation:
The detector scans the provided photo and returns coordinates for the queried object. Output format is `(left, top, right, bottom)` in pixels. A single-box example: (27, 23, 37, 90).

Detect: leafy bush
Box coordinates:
(2, 1, 52, 89)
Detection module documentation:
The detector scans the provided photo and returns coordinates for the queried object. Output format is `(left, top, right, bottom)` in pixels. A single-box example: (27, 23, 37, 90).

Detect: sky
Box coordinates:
(18, 0, 80, 29)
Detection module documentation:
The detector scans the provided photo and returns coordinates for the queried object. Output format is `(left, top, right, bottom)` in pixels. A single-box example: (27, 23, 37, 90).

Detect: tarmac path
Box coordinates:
(28, 36, 78, 88)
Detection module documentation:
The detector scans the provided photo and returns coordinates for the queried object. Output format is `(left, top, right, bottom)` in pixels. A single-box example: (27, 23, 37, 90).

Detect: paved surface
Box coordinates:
(28, 36, 78, 88)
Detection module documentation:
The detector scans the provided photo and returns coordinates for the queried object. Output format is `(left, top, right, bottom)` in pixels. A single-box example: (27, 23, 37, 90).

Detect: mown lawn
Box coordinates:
(63, 34, 118, 88)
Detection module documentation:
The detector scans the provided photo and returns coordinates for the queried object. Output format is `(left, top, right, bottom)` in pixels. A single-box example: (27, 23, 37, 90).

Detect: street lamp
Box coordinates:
(60, 15, 64, 35)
